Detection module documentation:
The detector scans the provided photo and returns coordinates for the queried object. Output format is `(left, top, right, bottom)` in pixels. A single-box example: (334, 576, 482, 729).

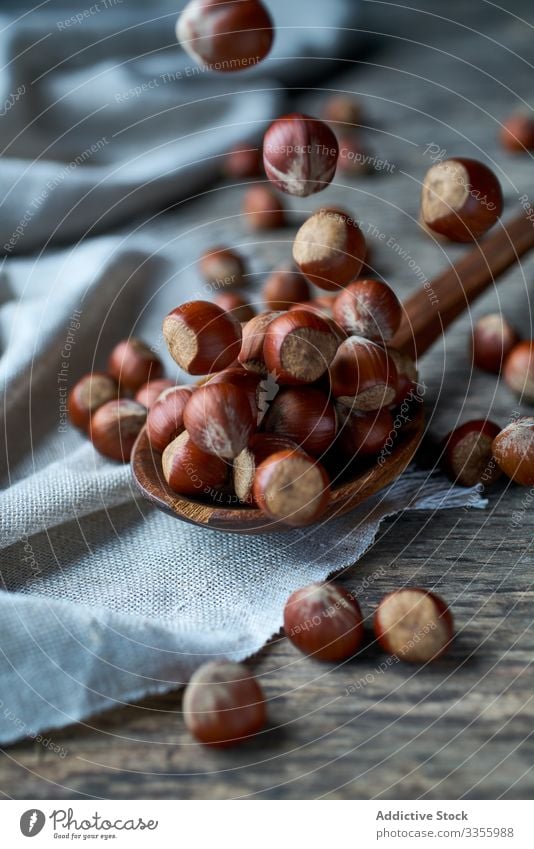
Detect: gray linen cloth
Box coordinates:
(0, 0, 485, 745)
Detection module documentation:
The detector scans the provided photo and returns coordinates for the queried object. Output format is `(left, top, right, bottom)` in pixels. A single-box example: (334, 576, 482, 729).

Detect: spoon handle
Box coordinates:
(392, 211, 534, 360)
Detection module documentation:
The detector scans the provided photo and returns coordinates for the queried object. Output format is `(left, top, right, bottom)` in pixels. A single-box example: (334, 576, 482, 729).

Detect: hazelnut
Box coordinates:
(183, 660, 266, 747)
(374, 588, 454, 663)
(263, 309, 340, 385)
(214, 291, 256, 323)
(500, 112, 534, 153)
(283, 582, 364, 662)
(337, 136, 373, 175)
(336, 406, 394, 460)
(263, 113, 339, 197)
(262, 265, 310, 310)
(238, 311, 284, 374)
(176, 0, 274, 73)
(233, 433, 299, 503)
(206, 367, 262, 417)
(503, 341, 534, 402)
(199, 245, 246, 289)
(442, 419, 502, 487)
(108, 339, 163, 393)
(323, 94, 364, 128)
(472, 313, 520, 374)
(253, 448, 331, 527)
(135, 378, 174, 410)
(90, 399, 147, 462)
(183, 382, 256, 458)
(242, 184, 286, 230)
(146, 385, 194, 453)
(332, 278, 402, 342)
(330, 336, 398, 411)
(224, 142, 263, 178)
(262, 386, 337, 458)
(492, 417, 534, 485)
(293, 207, 367, 290)
(162, 430, 227, 495)
(163, 301, 242, 375)
(68, 372, 119, 431)
(421, 157, 503, 242)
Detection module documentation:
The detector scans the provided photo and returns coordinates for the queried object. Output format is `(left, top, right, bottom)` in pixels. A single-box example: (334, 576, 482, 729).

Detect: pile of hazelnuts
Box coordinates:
(183, 582, 454, 746)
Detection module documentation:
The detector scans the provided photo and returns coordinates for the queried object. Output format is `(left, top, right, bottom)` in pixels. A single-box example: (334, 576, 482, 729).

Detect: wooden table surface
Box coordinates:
(1, 1, 533, 800)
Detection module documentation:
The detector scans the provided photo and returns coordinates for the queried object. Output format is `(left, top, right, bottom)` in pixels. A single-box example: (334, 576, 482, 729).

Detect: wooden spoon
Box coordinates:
(132, 211, 534, 534)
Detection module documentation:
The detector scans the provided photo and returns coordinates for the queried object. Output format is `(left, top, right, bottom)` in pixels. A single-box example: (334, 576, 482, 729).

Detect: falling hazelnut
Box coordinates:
(263, 113, 339, 197)
(421, 157, 503, 242)
(199, 246, 247, 290)
(176, 0, 274, 73)
(242, 185, 286, 231)
(293, 207, 367, 290)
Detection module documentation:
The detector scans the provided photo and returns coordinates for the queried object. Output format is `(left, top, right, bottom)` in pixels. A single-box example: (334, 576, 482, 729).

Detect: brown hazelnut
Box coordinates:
(500, 112, 534, 153)
(284, 582, 364, 662)
(332, 278, 402, 342)
(135, 378, 174, 410)
(263, 113, 339, 197)
(163, 301, 242, 375)
(262, 386, 337, 458)
(176, 0, 274, 73)
(199, 245, 246, 289)
(253, 448, 331, 527)
(330, 337, 398, 411)
(233, 433, 299, 504)
(238, 311, 284, 374)
(323, 95, 364, 128)
(293, 207, 367, 290)
(90, 399, 147, 462)
(471, 314, 520, 374)
(374, 588, 454, 663)
(421, 157, 503, 242)
(224, 142, 263, 178)
(214, 291, 256, 322)
(108, 339, 163, 393)
(68, 372, 119, 431)
(146, 385, 194, 452)
(503, 341, 534, 402)
(263, 309, 340, 385)
(442, 419, 502, 487)
(242, 184, 286, 230)
(262, 265, 310, 310)
(184, 382, 256, 458)
(162, 431, 227, 495)
(492, 417, 534, 485)
(183, 660, 266, 747)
